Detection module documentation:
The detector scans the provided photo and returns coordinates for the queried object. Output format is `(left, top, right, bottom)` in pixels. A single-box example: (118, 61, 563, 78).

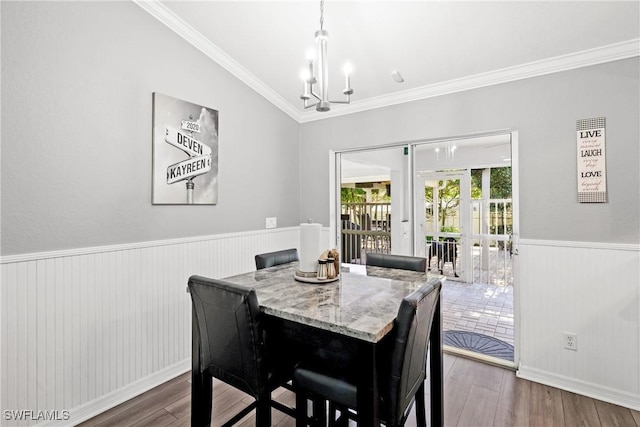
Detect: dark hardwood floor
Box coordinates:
(78, 354, 640, 427)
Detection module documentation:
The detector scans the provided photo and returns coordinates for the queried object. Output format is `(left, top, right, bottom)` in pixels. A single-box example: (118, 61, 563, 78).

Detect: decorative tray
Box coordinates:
(294, 271, 339, 284)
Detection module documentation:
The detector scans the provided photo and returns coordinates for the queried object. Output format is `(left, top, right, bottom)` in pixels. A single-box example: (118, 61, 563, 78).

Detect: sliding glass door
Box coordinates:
(410, 133, 517, 364)
(331, 130, 519, 366)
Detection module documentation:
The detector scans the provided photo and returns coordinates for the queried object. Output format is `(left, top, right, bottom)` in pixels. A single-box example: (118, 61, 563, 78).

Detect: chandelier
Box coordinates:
(435, 144, 457, 161)
(300, 0, 353, 112)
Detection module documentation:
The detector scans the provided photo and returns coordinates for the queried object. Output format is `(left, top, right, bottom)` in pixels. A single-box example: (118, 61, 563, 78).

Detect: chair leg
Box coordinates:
(414, 382, 427, 427)
(296, 394, 327, 427)
(256, 395, 271, 427)
(312, 397, 327, 426)
(328, 402, 348, 427)
(191, 371, 212, 427)
(296, 391, 308, 427)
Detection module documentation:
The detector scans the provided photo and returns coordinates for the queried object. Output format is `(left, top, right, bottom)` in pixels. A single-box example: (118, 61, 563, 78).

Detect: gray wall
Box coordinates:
(1, 1, 301, 256)
(299, 58, 640, 244)
(2, 1, 637, 256)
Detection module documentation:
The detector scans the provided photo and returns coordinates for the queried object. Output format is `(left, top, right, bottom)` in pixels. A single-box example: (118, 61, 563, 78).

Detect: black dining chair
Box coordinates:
(188, 275, 296, 427)
(255, 248, 299, 270)
(365, 252, 427, 272)
(293, 280, 442, 427)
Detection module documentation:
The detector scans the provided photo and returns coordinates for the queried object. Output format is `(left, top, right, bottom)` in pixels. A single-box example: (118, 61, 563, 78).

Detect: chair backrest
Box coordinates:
(387, 281, 441, 425)
(255, 248, 299, 270)
(188, 275, 266, 398)
(366, 253, 427, 272)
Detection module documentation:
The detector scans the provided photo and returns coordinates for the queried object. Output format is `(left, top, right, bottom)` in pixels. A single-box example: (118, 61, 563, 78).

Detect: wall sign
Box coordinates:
(152, 93, 219, 205)
(576, 117, 607, 203)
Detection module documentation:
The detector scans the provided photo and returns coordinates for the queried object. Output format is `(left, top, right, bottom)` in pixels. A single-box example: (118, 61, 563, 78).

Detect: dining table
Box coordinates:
(196, 262, 444, 427)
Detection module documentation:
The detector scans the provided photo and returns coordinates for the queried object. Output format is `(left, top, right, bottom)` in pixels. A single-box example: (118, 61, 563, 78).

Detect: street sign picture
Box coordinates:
(165, 123, 212, 158)
(166, 155, 212, 185)
(152, 93, 219, 204)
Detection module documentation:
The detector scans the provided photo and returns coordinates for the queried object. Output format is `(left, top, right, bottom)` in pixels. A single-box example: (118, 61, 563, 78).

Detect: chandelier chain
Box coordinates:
(320, 0, 324, 30)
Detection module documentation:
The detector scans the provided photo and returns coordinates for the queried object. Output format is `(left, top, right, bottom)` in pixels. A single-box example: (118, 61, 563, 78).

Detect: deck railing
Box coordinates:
(471, 198, 513, 249)
(340, 200, 513, 285)
(341, 202, 391, 263)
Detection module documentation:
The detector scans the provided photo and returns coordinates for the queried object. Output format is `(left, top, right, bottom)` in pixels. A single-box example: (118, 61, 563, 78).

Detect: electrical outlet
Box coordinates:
(265, 217, 277, 229)
(563, 332, 577, 351)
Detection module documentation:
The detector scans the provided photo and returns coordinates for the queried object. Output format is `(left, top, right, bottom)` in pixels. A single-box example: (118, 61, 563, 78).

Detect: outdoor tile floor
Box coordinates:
(360, 246, 515, 348)
(440, 278, 514, 346)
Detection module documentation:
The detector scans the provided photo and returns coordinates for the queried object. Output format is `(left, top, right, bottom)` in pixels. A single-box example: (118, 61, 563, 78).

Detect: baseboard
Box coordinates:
(36, 359, 191, 427)
(517, 364, 640, 411)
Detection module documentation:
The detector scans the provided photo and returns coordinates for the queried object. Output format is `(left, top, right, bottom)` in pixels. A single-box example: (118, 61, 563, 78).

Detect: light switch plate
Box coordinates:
(265, 217, 277, 229)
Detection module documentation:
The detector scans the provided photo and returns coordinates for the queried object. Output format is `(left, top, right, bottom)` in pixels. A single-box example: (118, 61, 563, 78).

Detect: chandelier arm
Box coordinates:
(310, 90, 322, 101)
(303, 101, 319, 110)
(328, 99, 351, 105)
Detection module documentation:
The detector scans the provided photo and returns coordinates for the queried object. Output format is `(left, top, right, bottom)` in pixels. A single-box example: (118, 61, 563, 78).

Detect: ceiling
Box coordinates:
(137, 1, 639, 123)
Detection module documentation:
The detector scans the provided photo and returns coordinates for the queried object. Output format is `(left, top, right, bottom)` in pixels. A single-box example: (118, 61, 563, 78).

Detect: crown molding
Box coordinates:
(298, 39, 640, 123)
(134, 1, 638, 124)
(133, 0, 300, 121)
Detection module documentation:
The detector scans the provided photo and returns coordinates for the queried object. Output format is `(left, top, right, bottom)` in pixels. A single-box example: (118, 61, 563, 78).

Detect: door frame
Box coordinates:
(329, 129, 520, 367)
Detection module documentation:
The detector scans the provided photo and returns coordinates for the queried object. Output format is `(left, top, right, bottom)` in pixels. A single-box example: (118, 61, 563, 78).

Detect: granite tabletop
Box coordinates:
(223, 262, 443, 343)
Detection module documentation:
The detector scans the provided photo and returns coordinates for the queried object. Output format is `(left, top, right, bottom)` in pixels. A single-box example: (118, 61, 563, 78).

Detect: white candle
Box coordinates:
(343, 64, 352, 93)
(308, 59, 314, 84)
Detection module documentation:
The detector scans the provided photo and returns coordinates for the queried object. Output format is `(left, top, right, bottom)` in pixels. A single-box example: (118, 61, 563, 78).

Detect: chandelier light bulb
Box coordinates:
(300, 69, 311, 100)
(343, 63, 353, 95)
(306, 49, 316, 61)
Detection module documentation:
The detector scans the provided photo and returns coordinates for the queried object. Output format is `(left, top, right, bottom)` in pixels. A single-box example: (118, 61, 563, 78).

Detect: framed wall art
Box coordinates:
(152, 92, 219, 204)
(576, 117, 607, 203)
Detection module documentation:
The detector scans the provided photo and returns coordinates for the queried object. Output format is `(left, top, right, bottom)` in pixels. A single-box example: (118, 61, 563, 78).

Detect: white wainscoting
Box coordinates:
(4, 233, 636, 425)
(0, 226, 323, 427)
(517, 239, 640, 410)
